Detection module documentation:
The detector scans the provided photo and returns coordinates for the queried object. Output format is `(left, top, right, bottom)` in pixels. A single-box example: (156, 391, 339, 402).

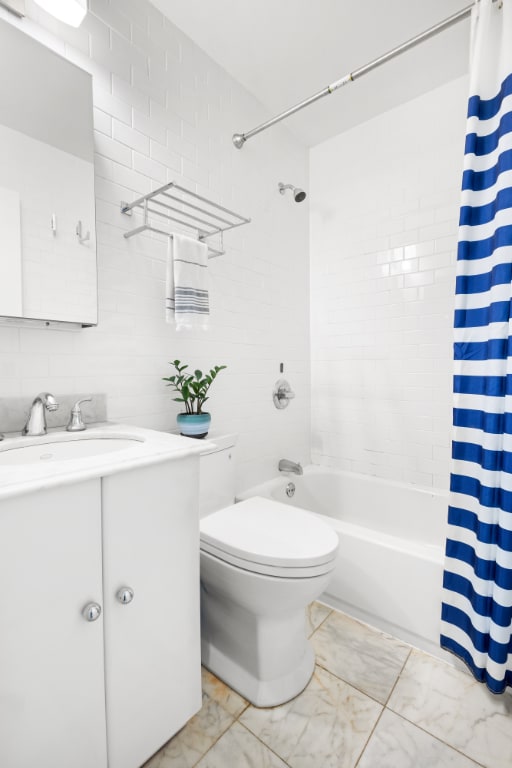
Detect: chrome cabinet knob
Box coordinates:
(116, 586, 134, 605)
(82, 602, 102, 622)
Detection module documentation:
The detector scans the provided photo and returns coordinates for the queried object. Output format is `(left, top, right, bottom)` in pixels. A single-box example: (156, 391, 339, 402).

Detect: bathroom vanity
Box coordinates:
(0, 425, 206, 768)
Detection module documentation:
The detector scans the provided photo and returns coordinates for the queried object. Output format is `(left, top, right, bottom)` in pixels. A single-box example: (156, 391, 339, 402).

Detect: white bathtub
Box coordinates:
(237, 465, 449, 655)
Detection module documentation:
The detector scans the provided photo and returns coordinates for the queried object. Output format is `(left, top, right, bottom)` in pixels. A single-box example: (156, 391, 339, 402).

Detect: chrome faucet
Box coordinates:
(22, 392, 59, 436)
(278, 458, 303, 476)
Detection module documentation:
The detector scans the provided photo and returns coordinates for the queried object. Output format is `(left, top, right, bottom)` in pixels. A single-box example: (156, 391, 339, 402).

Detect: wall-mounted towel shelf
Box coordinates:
(120, 181, 250, 258)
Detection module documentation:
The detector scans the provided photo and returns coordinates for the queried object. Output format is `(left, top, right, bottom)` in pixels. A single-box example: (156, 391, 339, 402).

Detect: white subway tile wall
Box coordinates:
(310, 77, 468, 490)
(0, 0, 310, 491)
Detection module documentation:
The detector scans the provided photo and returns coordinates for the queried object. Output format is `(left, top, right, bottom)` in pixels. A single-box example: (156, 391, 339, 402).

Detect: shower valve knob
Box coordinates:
(273, 379, 296, 409)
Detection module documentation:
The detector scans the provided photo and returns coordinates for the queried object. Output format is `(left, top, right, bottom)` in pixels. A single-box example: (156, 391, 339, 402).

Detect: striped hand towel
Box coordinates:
(165, 233, 209, 330)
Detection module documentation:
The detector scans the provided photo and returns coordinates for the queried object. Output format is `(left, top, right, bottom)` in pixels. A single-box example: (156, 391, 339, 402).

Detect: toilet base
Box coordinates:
(202, 634, 315, 708)
(199, 552, 332, 707)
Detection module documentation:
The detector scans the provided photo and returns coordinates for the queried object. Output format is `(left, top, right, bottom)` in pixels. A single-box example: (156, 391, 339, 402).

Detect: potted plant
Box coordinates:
(163, 359, 227, 438)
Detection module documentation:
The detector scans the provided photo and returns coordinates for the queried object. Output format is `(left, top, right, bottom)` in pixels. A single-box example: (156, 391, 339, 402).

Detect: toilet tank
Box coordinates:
(199, 433, 237, 518)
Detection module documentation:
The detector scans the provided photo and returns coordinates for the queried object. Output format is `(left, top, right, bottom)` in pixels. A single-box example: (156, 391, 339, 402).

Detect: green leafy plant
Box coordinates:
(163, 359, 227, 415)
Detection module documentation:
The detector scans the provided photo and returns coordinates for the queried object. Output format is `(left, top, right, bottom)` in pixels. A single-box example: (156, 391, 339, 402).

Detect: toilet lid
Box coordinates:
(199, 496, 339, 573)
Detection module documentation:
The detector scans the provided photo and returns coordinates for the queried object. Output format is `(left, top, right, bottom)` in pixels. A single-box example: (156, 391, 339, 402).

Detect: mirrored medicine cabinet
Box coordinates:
(0, 18, 97, 326)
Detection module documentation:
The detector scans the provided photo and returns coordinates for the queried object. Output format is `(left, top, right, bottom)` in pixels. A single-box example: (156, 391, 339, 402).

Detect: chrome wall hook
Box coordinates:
(76, 220, 90, 244)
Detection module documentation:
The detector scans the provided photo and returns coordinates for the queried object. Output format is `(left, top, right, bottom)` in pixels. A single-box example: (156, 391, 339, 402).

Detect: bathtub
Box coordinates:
(237, 465, 449, 656)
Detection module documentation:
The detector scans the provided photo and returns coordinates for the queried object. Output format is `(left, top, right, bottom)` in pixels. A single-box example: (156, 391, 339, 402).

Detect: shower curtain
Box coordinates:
(441, 0, 512, 693)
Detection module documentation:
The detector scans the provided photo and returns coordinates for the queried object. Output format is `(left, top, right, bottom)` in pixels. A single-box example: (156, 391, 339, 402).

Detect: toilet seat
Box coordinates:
(199, 496, 339, 578)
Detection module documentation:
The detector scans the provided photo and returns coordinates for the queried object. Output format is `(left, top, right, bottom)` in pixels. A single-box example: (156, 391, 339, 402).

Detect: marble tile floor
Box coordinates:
(144, 603, 512, 768)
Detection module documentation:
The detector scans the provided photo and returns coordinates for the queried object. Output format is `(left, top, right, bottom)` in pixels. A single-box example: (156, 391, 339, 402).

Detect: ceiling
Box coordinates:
(149, 0, 472, 148)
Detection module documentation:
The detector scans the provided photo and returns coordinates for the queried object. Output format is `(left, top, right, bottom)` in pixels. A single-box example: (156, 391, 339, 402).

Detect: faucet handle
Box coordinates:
(66, 397, 92, 432)
(73, 396, 92, 409)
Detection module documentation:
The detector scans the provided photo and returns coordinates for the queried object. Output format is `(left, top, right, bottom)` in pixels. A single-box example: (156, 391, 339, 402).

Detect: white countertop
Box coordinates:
(0, 422, 213, 500)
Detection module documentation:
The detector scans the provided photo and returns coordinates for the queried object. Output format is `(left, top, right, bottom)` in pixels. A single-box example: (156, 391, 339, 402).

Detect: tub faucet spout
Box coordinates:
(278, 458, 303, 476)
(22, 392, 59, 436)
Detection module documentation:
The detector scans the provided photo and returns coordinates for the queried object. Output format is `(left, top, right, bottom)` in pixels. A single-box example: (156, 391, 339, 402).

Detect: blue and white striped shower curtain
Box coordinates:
(441, 0, 512, 694)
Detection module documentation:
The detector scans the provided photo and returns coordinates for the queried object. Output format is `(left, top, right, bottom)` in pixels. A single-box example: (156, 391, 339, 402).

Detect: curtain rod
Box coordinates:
(232, 3, 475, 149)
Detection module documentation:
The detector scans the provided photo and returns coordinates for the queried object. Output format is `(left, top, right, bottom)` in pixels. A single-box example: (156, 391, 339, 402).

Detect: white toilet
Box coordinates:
(198, 435, 339, 707)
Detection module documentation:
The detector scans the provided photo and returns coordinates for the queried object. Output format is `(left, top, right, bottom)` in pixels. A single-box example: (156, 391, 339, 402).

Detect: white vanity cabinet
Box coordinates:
(0, 479, 107, 768)
(0, 454, 201, 768)
(102, 457, 201, 768)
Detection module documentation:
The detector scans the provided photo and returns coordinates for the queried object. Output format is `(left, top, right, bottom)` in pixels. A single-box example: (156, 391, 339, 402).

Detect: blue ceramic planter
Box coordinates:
(177, 412, 211, 439)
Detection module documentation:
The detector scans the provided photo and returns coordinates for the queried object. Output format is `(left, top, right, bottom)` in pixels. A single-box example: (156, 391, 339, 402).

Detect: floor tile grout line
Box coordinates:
(351, 700, 489, 768)
(307, 604, 334, 639)
(236, 700, 251, 718)
(382, 647, 412, 708)
(353, 704, 387, 768)
(383, 648, 488, 765)
(192, 685, 290, 766)
(380, 649, 488, 765)
(311, 606, 417, 699)
(236, 720, 294, 767)
(313, 659, 397, 708)
(382, 706, 489, 768)
(189, 708, 235, 768)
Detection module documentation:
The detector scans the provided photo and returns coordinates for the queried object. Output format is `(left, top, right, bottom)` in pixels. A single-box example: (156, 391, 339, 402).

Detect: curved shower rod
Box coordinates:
(232, 2, 475, 150)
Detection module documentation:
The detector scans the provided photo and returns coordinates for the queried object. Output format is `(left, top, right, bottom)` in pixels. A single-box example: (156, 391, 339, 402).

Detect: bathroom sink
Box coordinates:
(0, 437, 142, 465)
(0, 424, 210, 502)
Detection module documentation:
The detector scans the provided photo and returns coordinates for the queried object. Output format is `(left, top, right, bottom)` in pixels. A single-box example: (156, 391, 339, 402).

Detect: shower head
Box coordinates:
(278, 182, 307, 203)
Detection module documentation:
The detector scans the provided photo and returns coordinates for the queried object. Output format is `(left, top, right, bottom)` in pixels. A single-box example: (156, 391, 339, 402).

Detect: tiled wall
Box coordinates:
(0, 0, 310, 490)
(310, 77, 468, 489)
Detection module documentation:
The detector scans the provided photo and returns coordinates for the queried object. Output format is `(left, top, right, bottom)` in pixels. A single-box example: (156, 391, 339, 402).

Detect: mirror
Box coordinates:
(0, 19, 97, 326)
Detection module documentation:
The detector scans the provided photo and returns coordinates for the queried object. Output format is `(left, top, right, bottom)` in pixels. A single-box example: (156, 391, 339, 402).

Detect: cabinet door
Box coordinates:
(102, 456, 202, 768)
(0, 480, 107, 768)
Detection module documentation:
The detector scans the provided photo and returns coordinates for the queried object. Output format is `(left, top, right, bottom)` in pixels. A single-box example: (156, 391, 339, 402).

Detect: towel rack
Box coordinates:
(120, 181, 251, 258)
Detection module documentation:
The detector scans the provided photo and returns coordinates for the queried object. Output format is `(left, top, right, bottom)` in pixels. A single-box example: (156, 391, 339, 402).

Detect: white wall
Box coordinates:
(0, 0, 310, 491)
(310, 76, 468, 490)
